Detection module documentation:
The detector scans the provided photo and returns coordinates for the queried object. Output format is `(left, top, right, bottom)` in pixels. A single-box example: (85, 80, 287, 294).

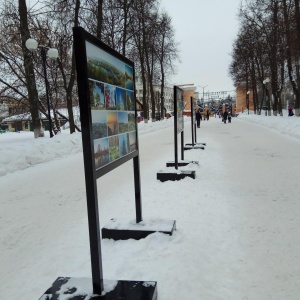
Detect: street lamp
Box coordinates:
(263, 78, 270, 116)
(198, 85, 208, 105)
(25, 38, 59, 138)
(246, 90, 250, 115)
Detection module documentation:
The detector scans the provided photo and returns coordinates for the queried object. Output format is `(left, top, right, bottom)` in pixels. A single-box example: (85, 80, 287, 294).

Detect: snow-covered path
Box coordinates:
(1, 116, 300, 299)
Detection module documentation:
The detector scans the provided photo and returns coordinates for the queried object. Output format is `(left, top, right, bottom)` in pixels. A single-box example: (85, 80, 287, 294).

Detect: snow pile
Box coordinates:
(0, 116, 176, 178)
(238, 111, 300, 140)
(0, 131, 82, 177)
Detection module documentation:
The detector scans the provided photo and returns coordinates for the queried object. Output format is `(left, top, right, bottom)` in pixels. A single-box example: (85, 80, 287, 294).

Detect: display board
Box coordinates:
(73, 26, 143, 294)
(74, 28, 139, 178)
(176, 87, 184, 133)
(86, 42, 137, 173)
(192, 97, 197, 124)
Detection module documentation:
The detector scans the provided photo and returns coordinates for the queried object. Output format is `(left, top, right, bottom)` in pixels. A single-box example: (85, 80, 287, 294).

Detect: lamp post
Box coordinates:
(198, 85, 208, 106)
(263, 78, 270, 116)
(25, 38, 58, 138)
(246, 90, 250, 115)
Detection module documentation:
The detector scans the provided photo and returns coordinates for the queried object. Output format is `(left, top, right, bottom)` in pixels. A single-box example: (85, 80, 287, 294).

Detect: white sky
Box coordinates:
(160, 0, 242, 94)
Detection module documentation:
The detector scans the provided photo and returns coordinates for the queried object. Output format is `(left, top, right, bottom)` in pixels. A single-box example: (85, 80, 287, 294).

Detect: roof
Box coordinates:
(2, 107, 80, 123)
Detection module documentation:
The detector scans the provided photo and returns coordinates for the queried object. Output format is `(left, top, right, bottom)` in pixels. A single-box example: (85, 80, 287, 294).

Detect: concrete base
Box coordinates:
(102, 219, 176, 240)
(166, 160, 199, 167)
(38, 277, 157, 300)
(184, 145, 205, 150)
(157, 170, 196, 182)
(185, 142, 206, 146)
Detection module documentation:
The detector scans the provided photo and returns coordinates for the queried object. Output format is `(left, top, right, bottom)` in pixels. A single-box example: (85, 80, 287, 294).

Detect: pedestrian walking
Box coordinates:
(228, 112, 232, 123)
(223, 110, 228, 124)
(206, 110, 210, 120)
(195, 109, 201, 128)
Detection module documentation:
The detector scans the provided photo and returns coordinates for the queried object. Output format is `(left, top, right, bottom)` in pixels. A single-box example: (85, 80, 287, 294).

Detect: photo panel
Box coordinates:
(126, 90, 135, 111)
(128, 131, 137, 152)
(118, 111, 129, 134)
(89, 80, 105, 110)
(119, 133, 129, 157)
(125, 64, 134, 91)
(128, 112, 135, 131)
(104, 84, 117, 110)
(80, 35, 139, 173)
(109, 136, 120, 162)
(86, 41, 126, 88)
(91, 110, 107, 139)
(116, 87, 126, 110)
(94, 137, 109, 169)
(107, 111, 118, 136)
(176, 88, 184, 133)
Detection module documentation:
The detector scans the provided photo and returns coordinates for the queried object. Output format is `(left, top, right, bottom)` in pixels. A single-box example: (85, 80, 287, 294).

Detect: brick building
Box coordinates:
(181, 86, 198, 116)
(236, 86, 253, 113)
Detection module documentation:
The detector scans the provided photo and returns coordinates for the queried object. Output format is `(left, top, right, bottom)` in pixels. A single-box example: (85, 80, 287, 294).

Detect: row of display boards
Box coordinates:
(37, 27, 206, 300)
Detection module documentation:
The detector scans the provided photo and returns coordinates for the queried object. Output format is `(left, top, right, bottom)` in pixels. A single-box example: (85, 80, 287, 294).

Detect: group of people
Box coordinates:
(195, 109, 210, 128)
(220, 110, 231, 124)
(195, 109, 232, 127)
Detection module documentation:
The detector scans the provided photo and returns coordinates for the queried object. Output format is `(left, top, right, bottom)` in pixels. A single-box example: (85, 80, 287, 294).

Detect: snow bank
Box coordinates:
(0, 131, 82, 177)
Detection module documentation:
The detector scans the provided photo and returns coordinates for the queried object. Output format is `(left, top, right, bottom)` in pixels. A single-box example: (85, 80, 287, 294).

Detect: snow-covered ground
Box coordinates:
(1, 111, 300, 299)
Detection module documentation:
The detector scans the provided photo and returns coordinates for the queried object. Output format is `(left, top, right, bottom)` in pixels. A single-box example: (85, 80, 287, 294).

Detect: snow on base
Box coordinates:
(39, 277, 118, 300)
(103, 218, 175, 231)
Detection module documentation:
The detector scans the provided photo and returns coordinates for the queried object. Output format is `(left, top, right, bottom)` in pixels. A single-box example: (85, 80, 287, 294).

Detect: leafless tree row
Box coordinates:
(229, 0, 300, 116)
(0, 0, 179, 137)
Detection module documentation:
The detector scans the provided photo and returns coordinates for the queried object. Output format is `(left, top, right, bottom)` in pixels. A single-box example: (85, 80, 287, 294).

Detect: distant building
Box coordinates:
(0, 96, 29, 123)
(236, 85, 253, 113)
(0, 101, 9, 123)
(180, 86, 197, 116)
(2, 107, 80, 132)
(135, 75, 174, 114)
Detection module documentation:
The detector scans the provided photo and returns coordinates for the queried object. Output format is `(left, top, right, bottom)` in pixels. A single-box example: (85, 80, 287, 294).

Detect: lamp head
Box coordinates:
(25, 38, 38, 51)
(47, 48, 59, 60)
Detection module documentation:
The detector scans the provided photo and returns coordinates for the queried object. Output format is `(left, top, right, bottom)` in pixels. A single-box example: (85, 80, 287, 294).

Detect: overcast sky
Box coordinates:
(160, 0, 242, 95)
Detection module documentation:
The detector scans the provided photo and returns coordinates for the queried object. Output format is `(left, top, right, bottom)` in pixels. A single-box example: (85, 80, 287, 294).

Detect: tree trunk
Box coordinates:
(294, 0, 300, 115)
(160, 69, 165, 120)
(19, 0, 42, 138)
(97, 0, 103, 40)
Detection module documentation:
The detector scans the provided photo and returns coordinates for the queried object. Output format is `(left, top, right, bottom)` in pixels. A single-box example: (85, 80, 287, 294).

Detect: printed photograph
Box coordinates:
(125, 64, 134, 91)
(126, 90, 135, 111)
(128, 131, 137, 152)
(128, 112, 136, 131)
(107, 111, 118, 136)
(86, 41, 126, 87)
(119, 133, 129, 157)
(109, 136, 120, 162)
(177, 89, 184, 133)
(118, 111, 128, 134)
(104, 84, 116, 109)
(91, 110, 107, 139)
(89, 80, 105, 110)
(116, 87, 126, 110)
(94, 138, 109, 169)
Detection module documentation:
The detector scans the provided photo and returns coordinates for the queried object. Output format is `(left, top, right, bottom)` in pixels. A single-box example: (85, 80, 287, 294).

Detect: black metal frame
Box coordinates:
(173, 86, 184, 169)
(190, 97, 196, 146)
(40, 46, 54, 138)
(73, 26, 142, 295)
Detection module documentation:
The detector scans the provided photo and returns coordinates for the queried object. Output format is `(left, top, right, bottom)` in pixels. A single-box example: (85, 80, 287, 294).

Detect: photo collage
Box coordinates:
(176, 87, 184, 134)
(86, 41, 137, 170)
